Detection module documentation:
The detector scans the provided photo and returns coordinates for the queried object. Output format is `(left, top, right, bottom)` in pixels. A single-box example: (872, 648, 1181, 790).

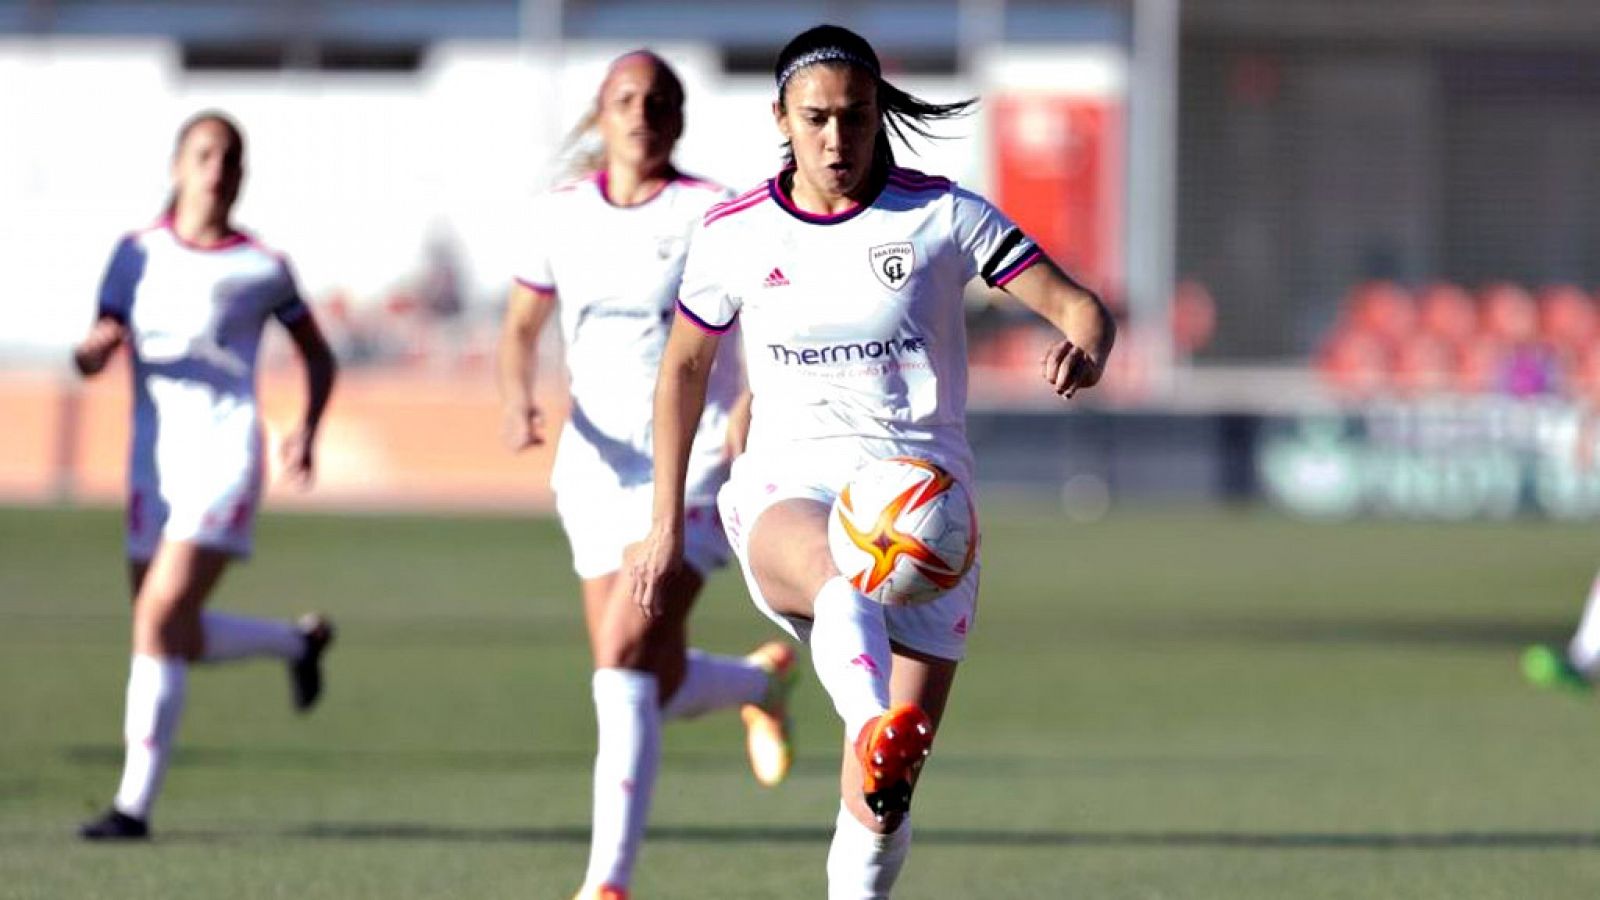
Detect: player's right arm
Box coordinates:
(75, 236, 141, 378)
(629, 215, 740, 617)
(73, 318, 127, 378)
(496, 282, 557, 452)
(630, 313, 721, 618)
(1003, 260, 1116, 399)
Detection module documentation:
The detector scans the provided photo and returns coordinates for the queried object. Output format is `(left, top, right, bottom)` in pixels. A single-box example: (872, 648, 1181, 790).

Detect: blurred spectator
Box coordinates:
(1479, 282, 1558, 397)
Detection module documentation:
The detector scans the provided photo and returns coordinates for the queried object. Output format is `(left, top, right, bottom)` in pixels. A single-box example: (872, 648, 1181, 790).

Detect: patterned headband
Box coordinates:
(776, 47, 880, 94)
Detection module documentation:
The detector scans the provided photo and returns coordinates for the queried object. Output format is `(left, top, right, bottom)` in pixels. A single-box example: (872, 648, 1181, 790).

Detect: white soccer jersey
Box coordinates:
(96, 218, 310, 557)
(676, 166, 1043, 481)
(516, 171, 743, 502)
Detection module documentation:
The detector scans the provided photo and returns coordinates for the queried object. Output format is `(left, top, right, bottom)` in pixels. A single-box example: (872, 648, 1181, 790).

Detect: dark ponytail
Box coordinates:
(174, 110, 244, 159)
(164, 110, 245, 217)
(773, 24, 975, 169)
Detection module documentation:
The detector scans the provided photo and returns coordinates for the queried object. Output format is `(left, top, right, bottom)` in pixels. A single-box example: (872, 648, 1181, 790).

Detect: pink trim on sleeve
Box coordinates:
(161, 216, 252, 252)
(702, 182, 770, 227)
(676, 299, 736, 335)
(673, 172, 727, 193)
(515, 277, 556, 295)
(992, 248, 1044, 287)
(887, 167, 954, 192)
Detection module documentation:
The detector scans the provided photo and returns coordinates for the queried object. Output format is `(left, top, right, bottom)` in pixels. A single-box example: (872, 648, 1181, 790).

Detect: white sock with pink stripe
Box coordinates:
(808, 577, 891, 737)
(826, 802, 912, 900)
(112, 655, 188, 820)
(200, 612, 304, 662)
(660, 649, 769, 720)
(1568, 568, 1600, 673)
(582, 668, 660, 892)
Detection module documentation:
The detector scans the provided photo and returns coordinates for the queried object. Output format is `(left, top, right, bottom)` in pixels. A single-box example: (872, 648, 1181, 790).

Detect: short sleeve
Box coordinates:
(513, 193, 557, 294)
(96, 236, 146, 323)
(271, 257, 311, 326)
(675, 220, 740, 334)
(950, 187, 1044, 289)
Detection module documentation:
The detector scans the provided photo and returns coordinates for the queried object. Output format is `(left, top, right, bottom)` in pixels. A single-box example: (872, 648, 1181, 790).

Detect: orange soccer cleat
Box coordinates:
(741, 640, 798, 787)
(571, 885, 628, 900)
(854, 702, 934, 821)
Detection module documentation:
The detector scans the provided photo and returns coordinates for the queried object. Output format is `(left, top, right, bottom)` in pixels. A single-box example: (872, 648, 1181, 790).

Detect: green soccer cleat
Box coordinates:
(1523, 644, 1592, 694)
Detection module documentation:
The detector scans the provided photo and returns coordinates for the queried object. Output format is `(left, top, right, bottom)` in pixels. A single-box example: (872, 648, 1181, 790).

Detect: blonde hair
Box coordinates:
(557, 50, 685, 179)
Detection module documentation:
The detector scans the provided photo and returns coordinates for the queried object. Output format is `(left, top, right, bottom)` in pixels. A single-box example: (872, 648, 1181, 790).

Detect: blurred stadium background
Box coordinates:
(6, 0, 1598, 519)
(9, 2, 1600, 898)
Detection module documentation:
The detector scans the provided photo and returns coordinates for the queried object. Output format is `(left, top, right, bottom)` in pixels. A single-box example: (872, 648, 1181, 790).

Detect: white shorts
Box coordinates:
(555, 480, 730, 581)
(126, 459, 262, 562)
(717, 444, 979, 662)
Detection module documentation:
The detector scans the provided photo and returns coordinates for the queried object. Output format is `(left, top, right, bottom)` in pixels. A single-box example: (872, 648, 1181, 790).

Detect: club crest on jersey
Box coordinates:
(869, 242, 915, 291)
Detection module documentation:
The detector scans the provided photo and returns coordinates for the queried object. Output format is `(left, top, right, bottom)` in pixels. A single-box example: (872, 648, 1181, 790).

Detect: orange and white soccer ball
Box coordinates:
(828, 456, 978, 606)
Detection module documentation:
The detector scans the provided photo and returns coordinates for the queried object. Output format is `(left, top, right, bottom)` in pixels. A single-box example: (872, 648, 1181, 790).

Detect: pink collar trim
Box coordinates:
(159, 215, 250, 252)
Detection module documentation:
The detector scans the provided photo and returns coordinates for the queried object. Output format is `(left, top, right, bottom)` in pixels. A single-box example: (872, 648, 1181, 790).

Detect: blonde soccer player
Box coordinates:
(627, 25, 1115, 898)
(75, 111, 338, 841)
(495, 50, 798, 900)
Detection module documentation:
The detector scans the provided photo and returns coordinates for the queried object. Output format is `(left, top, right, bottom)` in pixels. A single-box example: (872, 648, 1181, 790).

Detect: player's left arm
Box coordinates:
(1002, 259, 1116, 399)
(279, 313, 338, 487)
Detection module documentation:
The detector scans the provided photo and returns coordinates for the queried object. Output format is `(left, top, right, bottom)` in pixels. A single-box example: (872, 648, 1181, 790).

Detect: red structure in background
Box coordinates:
(1318, 279, 1596, 400)
(991, 96, 1123, 303)
(1539, 285, 1597, 350)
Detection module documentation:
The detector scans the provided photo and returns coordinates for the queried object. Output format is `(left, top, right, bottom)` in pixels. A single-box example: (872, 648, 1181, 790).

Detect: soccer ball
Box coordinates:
(828, 456, 978, 606)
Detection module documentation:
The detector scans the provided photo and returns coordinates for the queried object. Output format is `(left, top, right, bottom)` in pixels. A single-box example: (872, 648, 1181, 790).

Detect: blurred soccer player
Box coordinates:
(1524, 417, 1600, 692)
(75, 112, 338, 841)
(627, 25, 1115, 898)
(495, 51, 797, 900)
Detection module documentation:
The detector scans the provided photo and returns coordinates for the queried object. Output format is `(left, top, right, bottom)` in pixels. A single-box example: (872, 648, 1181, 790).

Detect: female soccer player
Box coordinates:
(1524, 418, 1600, 692)
(495, 50, 797, 900)
(75, 112, 339, 841)
(628, 25, 1115, 898)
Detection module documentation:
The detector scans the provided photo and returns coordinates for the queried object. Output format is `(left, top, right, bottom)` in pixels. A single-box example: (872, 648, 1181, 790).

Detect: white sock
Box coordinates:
(112, 655, 188, 820)
(199, 612, 304, 663)
(1569, 568, 1600, 673)
(809, 577, 891, 736)
(826, 802, 913, 900)
(583, 668, 661, 891)
(660, 649, 769, 720)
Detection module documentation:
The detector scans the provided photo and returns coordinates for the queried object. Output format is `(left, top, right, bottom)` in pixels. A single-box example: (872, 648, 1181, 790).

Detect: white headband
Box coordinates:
(776, 47, 880, 94)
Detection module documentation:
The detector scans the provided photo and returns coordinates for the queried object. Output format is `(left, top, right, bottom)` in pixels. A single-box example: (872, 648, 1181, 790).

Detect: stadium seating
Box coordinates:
(1317, 279, 1593, 400)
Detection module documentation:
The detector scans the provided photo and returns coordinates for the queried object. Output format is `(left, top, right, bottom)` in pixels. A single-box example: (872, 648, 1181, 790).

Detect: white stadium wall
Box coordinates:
(0, 38, 1037, 358)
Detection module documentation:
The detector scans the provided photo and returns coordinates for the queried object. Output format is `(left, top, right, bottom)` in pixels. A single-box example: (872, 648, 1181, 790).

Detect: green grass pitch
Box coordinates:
(5, 503, 1600, 898)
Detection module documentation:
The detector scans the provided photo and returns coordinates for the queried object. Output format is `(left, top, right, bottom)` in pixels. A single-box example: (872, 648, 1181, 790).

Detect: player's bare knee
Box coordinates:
(133, 609, 201, 659)
(751, 542, 836, 617)
(594, 629, 649, 670)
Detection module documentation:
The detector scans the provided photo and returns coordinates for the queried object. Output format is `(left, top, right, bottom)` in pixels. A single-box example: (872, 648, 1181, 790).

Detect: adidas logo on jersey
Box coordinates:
(763, 268, 790, 288)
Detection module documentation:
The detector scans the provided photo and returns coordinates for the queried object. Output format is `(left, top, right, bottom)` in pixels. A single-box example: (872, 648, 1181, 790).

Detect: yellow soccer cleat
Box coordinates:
(741, 640, 798, 787)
